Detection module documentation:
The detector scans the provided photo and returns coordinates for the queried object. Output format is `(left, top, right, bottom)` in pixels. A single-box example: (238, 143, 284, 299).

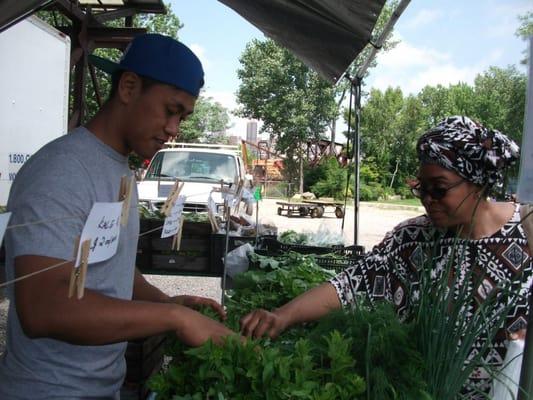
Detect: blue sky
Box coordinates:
(170, 0, 532, 137)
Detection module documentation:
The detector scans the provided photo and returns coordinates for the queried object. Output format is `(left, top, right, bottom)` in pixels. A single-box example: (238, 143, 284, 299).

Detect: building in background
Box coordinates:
(246, 121, 258, 156)
(227, 135, 241, 146)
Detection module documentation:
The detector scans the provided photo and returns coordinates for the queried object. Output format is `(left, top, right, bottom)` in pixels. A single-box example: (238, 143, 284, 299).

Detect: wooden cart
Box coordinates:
(302, 199, 345, 218)
(276, 199, 345, 218)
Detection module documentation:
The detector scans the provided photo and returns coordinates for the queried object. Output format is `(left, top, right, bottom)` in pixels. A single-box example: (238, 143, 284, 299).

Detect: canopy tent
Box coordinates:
(218, 0, 386, 83)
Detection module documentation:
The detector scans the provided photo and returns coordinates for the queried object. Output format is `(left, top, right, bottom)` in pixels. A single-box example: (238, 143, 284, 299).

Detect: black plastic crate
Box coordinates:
(138, 219, 212, 275)
(250, 249, 363, 274)
(313, 255, 363, 273)
(150, 253, 209, 272)
(260, 236, 365, 257)
(123, 334, 167, 399)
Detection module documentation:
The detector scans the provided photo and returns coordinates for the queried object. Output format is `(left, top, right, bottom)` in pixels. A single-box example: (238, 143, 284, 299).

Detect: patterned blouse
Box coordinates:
(330, 204, 532, 398)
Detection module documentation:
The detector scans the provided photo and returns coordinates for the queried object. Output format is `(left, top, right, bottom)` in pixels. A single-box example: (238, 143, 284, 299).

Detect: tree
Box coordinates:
(329, 1, 400, 153)
(180, 95, 231, 143)
(38, 2, 184, 121)
(418, 84, 453, 126)
(358, 87, 405, 185)
(472, 66, 526, 144)
(236, 39, 337, 192)
(516, 11, 533, 65)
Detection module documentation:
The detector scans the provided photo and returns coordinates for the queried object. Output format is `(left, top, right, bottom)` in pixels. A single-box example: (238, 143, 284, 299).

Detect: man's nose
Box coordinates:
(165, 117, 181, 138)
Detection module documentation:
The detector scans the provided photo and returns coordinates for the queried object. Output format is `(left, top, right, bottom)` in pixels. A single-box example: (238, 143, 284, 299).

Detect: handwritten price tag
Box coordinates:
(75, 202, 123, 267)
(161, 196, 185, 238)
(0, 212, 12, 245)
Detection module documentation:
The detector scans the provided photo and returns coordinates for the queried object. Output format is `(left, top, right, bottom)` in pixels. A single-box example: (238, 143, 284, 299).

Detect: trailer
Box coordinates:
(276, 198, 345, 218)
(0, 16, 70, 206)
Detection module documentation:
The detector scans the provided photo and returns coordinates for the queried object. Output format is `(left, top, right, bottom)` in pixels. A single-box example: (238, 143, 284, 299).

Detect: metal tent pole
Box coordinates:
(344, 0, 411, 245)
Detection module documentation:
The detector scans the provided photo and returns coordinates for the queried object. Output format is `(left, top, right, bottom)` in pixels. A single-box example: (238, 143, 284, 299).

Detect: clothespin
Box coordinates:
(171, 218, 185, 251)
(161, 180, 184, 217)
(68, 238, 91, 299)
(119, 175, 135, 226)
(232, 179, 245, 214)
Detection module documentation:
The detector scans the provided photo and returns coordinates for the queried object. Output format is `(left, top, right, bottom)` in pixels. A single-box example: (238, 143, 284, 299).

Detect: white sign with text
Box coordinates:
(161, 196, 186, 238)
(75, 202, 123, 267)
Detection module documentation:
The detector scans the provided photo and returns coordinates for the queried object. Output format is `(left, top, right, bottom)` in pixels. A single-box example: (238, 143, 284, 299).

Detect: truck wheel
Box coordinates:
(335, 206, 344, 218)
(277, 207, 282, 216)
(316, 206, 325, 218)
(299, 206, 309, 216)
(310, 207, 319, 218)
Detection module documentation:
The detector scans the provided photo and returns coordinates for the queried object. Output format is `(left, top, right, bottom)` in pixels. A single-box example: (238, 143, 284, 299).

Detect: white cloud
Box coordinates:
(366, 35, 507, 95)
(204, 90, 262, 139)
(189, 43, 209, 70)
(404, 9, 443, 30)
(376, 40, 450, 69)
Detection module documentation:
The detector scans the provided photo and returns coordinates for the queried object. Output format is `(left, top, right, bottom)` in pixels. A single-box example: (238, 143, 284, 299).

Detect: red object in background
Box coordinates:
(142, 159, 150, 168)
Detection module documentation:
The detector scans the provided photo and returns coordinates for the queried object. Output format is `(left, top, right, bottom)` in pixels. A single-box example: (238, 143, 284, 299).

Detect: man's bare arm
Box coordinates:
(14, 255, 233, 347)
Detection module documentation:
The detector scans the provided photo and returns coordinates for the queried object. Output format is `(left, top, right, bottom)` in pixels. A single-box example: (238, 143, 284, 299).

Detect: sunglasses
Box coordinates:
(411, 179, 464, 200)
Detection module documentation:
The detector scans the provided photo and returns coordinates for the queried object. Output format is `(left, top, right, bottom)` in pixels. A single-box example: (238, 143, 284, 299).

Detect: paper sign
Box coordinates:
(0, 212, 12, 245)
(208, 192, 218, 215)
(75, 202, 123, 267)
(517, 37, 533, 203)
(161, 195, 185, 238)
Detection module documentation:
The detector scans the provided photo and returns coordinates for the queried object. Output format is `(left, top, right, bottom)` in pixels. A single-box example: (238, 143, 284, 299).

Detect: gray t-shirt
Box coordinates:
(0, 127, 139, 399)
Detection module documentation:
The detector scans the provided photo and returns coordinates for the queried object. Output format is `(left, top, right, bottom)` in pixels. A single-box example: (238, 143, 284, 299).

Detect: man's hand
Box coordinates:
(172, 295, 226, 320)
(173, 305, 235, 347)
(240, 308, 288, 339)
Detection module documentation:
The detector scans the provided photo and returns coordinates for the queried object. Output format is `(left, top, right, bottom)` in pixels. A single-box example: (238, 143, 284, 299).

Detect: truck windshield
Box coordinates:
(145, 151, 237, 183)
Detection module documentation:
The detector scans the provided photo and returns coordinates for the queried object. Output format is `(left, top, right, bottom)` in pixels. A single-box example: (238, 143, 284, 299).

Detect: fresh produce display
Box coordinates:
(138, 204, 209, 223)
(277, 229, 344, 247)
(148, 252, 431, 399)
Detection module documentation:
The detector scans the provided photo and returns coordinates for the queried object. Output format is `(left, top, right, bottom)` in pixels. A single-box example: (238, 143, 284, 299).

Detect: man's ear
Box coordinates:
(117, 71, 142, 104)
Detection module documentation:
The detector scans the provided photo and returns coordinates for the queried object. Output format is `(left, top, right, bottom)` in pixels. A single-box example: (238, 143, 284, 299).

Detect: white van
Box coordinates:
(137, 143, 249, 212)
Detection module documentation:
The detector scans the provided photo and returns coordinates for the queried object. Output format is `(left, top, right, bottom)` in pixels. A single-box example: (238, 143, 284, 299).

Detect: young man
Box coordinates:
(0, 34, 234, 399)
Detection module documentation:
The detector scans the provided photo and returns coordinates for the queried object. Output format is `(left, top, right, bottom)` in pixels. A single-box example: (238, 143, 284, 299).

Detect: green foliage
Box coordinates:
(150, 251, 431, 400)
(307, 157, 351, 200)
(38, 3, 230, 145)
(409, 238, 522, 399)
(236, 39, 338, 190)
(180, 95, 231, 142)
(311, 304, 429, 400)
(278, 230, 309, 245)
(150, 252, 368, 400)
(352, 65, 526, 198)
(151, 333, 365, 400)
(359, 182, 390, 201)
(516, 11, 533, 65)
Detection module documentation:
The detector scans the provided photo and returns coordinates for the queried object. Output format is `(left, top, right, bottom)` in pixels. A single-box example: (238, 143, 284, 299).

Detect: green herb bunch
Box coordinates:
(410, 238, 525, 399)
(150, 251, 432, 399)
(310, 304, 430, 400)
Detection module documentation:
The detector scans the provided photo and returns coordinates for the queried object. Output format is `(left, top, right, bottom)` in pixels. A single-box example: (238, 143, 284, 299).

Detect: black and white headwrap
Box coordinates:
(417, 116, 520, 188)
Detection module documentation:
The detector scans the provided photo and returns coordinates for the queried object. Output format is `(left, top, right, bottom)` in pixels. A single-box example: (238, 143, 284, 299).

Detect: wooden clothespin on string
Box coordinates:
(171, 217, 185, 251)
(68, 237, 91, 299)
(232, 179, 245, 215)
(119, 175, 135, 227)
(161, 180, 184, 217)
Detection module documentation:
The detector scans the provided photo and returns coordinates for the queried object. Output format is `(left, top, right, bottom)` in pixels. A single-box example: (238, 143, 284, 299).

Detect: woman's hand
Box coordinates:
(240, 308, 289, 339)
(171, 295, 226, 321)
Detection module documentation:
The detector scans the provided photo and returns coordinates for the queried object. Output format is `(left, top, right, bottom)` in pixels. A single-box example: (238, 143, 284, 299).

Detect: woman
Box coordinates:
(240, 116, 530, 398)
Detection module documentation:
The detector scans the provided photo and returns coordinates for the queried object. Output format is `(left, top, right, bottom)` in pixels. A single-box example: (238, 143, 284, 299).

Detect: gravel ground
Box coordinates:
(0, 199, 423, 356)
